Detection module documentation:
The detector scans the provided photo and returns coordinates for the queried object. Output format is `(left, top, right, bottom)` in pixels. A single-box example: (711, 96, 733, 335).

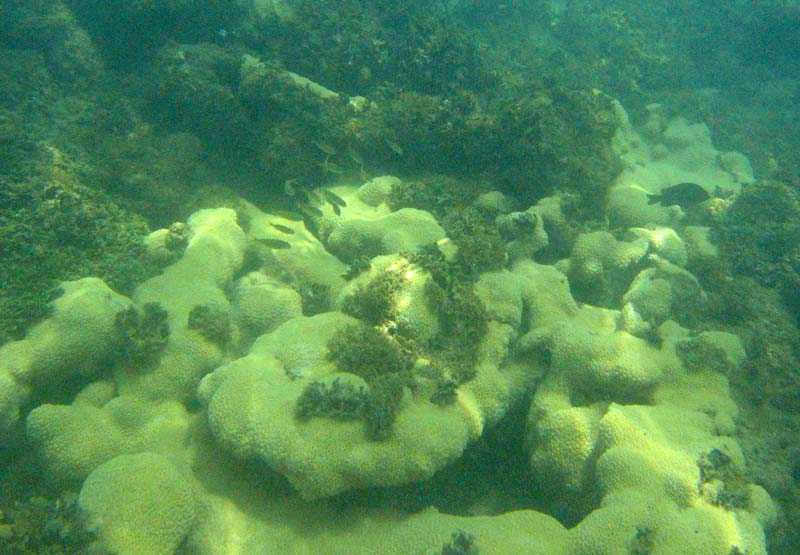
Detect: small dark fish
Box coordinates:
(283, 178, 299, 197)
(298, 203, 324, 218)
(647, 182, 710, 209)
(331, 202, 341, 216)
(270, 223, 295, 235)
(274, 210, 304, 221)
(321, 157, 344, 174)
(386, 138, 403, 156)
(347, 145, 364, 166)
(322, 189, 347, 207)
(257, 238, 292, 249)
(304, 189, 322, 205)
(313, 140, 337, 155)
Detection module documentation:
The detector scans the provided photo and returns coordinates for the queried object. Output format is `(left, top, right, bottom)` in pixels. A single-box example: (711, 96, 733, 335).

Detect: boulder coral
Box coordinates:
(3, 177, 775, 555)
(0, 277, 131, 439)
(79, 452, 197, 555)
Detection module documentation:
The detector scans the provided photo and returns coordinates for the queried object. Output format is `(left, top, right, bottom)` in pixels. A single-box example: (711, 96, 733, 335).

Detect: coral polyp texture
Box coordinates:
(1, 170, 777, 554)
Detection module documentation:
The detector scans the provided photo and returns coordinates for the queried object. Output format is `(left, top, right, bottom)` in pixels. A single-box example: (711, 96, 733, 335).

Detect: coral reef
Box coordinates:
(0, 278, 132, 441)
(0, 189, 775, 555)
(2, 1, 800, 553)
(79, 452, 197, 555)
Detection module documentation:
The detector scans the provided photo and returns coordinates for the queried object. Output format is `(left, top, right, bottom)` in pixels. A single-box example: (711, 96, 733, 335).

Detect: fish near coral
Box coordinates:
(647, 182, 710, 209)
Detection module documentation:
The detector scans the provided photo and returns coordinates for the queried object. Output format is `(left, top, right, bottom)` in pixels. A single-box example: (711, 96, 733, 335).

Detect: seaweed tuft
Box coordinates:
(327, 323, 414, 383)
(438, 530, 479, 555)
(187, 304, 232, 347)
(295, 378, 370, 420)
(115, 302, 170, 367)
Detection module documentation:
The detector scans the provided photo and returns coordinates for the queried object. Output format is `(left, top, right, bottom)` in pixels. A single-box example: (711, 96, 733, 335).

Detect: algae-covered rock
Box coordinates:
(67, 0, 242, 68)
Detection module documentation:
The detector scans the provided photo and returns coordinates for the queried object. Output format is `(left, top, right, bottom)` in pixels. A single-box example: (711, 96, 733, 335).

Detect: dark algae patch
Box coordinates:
(0, 180, 151, 345)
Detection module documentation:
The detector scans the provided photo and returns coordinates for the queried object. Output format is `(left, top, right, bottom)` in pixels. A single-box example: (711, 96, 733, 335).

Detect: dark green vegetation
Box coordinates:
(0, 180, 151, 345)
(437, 530, 479, 555)
(629, 526, 654, 555)
(30, 0, 624, 211)
(675, 337, 731, 376)
(0, 493, 93, 555)
(327, 323, 414, 384)
(713, 180, 800, 322)
(388, 181, 508, 282)
(187, 304, 232, 348)
(266, 0, 484, 96)
(295, 377, 369, 421)
(308, 245, 491, 439)
(341, 265, 406, 327)
(115, 302, 170, 367)
(351, 86, 621, 209)
(386, 175, 473, 220)
(296, 281, 331, 316)
(429, 378, 459, 407)
(698, 448, 752, 511)
(441, 207, 507, 282)
(324, 323, 414, 441)
(408, 231, 492, 385)
(65, 0, 244, 69)
(424, 277, 487, 385)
